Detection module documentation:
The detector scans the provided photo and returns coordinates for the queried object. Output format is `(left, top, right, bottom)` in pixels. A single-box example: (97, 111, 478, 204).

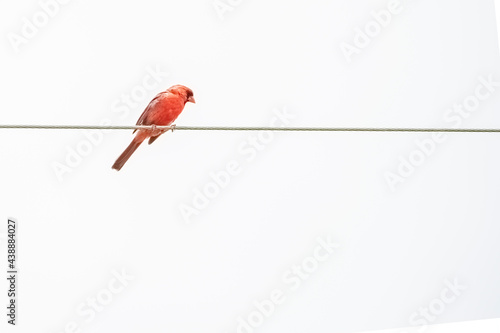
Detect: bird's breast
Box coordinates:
(148, 94, 185, 126)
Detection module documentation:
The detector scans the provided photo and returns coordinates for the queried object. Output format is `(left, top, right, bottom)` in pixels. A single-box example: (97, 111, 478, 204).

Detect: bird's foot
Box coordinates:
(169, 124, 177, 132)
(150, 124, 163, 136)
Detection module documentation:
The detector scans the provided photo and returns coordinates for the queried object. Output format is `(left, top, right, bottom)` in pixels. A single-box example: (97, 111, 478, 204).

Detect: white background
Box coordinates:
(1, 0, 500, 332)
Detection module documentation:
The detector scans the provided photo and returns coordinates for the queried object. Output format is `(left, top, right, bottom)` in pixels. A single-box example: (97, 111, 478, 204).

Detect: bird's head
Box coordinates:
(167, 85, 195, 104)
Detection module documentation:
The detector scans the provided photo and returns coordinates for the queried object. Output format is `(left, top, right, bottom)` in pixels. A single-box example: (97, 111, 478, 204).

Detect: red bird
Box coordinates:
(112, 85, 195, 171)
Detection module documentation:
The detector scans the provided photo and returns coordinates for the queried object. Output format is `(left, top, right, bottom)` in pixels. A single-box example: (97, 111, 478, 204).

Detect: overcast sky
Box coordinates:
(1, 0, 500, 332)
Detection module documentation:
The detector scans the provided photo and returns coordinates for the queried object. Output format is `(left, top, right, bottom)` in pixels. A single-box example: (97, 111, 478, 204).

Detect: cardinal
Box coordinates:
(112, 85, 195, 171)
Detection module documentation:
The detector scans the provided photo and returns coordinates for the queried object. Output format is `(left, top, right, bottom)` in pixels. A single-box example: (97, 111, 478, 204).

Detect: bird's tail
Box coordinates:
(112, 135, 146, 171)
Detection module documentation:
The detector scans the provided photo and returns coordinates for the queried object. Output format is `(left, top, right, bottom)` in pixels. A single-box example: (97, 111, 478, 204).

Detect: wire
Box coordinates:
(174, 127, 500, 133)
(0, 125, 499, 132)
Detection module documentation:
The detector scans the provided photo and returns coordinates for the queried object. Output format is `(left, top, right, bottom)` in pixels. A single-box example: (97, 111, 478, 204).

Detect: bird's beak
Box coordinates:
(188, 96, 196, 104)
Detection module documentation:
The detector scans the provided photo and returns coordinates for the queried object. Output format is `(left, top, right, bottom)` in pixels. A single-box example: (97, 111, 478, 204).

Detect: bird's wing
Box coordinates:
(133, 93, 165, 133)
(148, 135, 160, 145)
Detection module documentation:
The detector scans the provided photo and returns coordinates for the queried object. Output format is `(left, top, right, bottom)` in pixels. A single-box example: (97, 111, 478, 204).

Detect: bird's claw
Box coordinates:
(150, 124, 162, 136)
(149, 124, 175, 136)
